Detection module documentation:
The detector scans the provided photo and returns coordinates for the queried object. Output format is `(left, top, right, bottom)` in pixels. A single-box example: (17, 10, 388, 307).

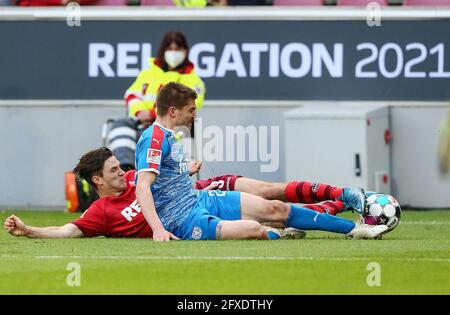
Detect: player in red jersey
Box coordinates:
(4, 150, 153, 239)
(3, 147, 304, 240)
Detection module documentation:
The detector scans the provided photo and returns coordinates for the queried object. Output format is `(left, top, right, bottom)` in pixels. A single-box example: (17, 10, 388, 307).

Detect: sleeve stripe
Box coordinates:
(138, 168, 160, 175)
(150, 125, 164, 150)
(148, 125, 165, 169)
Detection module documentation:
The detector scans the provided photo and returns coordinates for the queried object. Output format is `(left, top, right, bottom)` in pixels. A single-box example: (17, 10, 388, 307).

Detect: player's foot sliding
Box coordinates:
(285, 181, 366, 214)
(337, 187, 366, 214)
(285, 181, 343, 204)
(346, 222, 388, 240)
(264, 226, 307, 240)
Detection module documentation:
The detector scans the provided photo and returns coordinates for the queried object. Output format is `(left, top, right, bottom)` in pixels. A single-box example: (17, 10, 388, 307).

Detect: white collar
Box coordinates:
(153, 122, 175, 135)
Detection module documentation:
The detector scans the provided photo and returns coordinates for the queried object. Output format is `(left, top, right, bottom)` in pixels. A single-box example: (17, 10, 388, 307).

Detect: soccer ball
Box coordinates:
(363, 193, 401, 232)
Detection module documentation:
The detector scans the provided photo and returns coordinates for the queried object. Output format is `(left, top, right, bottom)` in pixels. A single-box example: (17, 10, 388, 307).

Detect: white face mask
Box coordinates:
(164, 50, 186, 68)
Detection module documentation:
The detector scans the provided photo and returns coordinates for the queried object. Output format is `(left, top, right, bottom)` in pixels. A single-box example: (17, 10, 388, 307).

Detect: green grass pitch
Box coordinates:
(0, 209, 449, 294)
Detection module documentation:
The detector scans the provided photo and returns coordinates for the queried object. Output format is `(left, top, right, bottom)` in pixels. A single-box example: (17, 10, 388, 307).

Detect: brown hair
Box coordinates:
(73, 147, 113, 188)
(156, 82, 197, 116)
(157, 31, 189, 66)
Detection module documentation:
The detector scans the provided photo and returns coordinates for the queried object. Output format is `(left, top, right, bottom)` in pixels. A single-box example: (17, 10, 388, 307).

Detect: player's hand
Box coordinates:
(152, 227, 180, 242)
(188, 160, 203, 176)
(4, 215, 27, 237)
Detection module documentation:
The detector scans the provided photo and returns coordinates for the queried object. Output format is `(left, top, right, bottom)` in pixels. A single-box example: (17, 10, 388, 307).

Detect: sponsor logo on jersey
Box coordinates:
(147, 149, 162, 165)
(192, 226, 202, 240)
(121, 199, 142, 222)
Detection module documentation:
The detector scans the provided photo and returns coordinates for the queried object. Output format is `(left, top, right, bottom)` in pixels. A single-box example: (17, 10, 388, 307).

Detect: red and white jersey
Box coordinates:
(71, 171, 152, 238)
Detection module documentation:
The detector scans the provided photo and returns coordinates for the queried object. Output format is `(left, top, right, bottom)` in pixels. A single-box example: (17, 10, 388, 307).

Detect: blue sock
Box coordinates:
(286, 205, 356, 234)
(266, 231, 281, 240)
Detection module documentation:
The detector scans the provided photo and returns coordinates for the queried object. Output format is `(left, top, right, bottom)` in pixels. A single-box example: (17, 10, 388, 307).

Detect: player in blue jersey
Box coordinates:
(135, 82, 388, 242)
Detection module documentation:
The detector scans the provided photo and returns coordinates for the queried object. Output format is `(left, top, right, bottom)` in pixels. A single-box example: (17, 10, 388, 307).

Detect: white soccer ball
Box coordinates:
(363, 193, 401, 232)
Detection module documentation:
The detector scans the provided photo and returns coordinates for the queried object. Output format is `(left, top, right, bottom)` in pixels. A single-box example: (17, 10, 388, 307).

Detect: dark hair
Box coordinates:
(156, 82, 198, 116)
(73, 147, 113, 188)
(157, 31, 189, 66)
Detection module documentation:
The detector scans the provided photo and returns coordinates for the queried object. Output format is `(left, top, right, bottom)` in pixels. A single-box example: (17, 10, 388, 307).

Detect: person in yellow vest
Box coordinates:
(124, 31, 206, 127)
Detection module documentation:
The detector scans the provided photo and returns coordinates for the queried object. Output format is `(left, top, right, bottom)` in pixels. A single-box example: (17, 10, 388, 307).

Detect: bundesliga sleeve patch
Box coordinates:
(147, 149, 162, 165)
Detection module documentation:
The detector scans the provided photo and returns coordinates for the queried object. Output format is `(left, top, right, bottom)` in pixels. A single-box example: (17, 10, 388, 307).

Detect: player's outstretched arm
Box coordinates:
(4, 215, 83, 239)
(136, 171, 179, 242)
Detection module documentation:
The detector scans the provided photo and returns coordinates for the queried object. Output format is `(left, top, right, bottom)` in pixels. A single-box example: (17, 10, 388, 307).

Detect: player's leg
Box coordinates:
(196, 175, 365, 214)
(177, 206, 293, 240)
(234, 178, 287, 201)
(193, 191, 306, 240)
(217, 221, 306, 240)
(240, 192, 354, 233)
(284, 181, 342, 203)
(302, 200, 345, 216)
(194, 175, 283, 200)
(217, 220, 268, 240)
(234, 179, 351, 215)
(239, 192, 386, 238)
(198, 189, 353, 234)
(285, 181, 366, 214)
(174, 195, 267, 240)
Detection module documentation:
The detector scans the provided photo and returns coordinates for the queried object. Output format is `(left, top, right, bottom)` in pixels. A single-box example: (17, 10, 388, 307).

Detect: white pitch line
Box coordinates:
(0, 255, 448, 263)
(400, 221, 450, 225)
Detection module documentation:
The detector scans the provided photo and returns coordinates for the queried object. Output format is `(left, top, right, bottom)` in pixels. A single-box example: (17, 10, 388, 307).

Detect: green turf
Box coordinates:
(0, 209, 449, 294)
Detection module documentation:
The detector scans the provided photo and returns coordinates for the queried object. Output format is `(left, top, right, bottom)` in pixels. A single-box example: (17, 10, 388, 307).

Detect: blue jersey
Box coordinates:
(135, 123, 197, 232)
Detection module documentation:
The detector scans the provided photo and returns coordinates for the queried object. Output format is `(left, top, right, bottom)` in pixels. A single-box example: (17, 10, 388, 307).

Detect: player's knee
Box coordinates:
(259, 184, 275, 200)
(266, 200, 290, 221)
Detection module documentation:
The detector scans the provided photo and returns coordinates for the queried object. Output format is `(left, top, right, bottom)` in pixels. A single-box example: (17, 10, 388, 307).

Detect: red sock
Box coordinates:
(285, 181, 343, 204)
(303, 201, 345, 216)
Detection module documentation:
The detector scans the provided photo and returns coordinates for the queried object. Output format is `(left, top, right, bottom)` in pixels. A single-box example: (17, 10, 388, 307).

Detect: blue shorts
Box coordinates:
(174, 190, 241, 240)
